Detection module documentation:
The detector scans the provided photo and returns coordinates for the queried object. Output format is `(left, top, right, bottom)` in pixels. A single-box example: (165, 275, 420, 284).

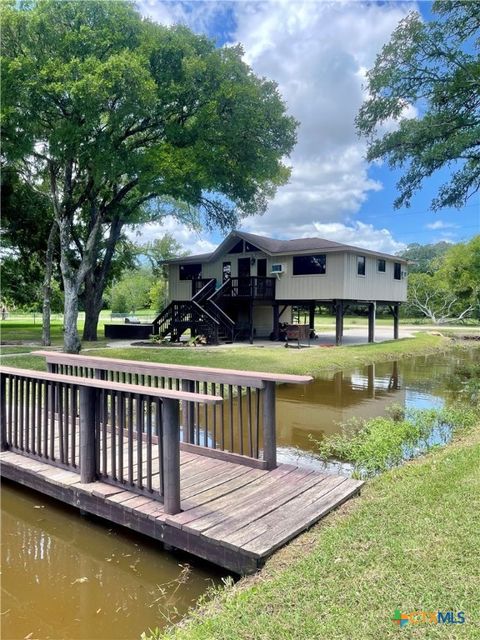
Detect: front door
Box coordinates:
(238, 258, 251, 296)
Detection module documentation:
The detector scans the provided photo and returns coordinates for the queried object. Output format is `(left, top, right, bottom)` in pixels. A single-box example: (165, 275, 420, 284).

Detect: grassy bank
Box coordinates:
(0, 334, 467, 376)
(86, 333, 452, 377)
(315, 404, 479, 477)
(159, 423, 480, 640)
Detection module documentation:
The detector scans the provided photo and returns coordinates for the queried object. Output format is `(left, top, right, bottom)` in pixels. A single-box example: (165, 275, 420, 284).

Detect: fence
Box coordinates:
(33, 352, 313, 470)
(0, 365, 221, 514)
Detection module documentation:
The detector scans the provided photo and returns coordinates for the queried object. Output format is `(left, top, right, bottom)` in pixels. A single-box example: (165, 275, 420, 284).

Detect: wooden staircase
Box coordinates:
(153, 279, 235, 344)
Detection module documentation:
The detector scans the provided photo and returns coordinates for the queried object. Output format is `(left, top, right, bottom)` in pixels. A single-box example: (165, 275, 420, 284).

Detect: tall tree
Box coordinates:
(356, 1, 480, 210)
(81, 232, 138, 341)
(0, 167, 60, 344)
(1, 0, 296, 352)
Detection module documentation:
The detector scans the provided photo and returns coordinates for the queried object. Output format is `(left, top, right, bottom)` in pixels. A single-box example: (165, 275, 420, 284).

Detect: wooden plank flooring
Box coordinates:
(0, 446, 363, 574)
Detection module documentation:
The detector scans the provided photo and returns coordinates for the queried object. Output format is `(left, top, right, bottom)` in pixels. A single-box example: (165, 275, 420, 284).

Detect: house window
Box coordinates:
(245, 241, 260, 252)
(357, 256, 366, 276)
(228, 239, 244, 254)
(394, 262, 402, 280)
(179, 263, 202, 280)
(293, 254, 326, 275)
(377, 259, 386, 273)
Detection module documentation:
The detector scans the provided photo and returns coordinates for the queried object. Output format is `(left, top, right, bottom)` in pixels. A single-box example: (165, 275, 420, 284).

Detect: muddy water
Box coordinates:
(274, 350, 479, 466)
(1, 484, 225, 640)
(1, 349, 477, 639)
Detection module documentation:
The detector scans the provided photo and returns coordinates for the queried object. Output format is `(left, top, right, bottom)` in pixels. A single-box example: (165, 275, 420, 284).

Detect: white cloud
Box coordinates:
(129, 216, 405, 258)
(127, 216, 217, 255)
(425, 220, 459, 230)
(230, 0, 413, 231)
(311, 221, 406, 255)
(133, 1, 413, 254)
(137, 0, 228, 32)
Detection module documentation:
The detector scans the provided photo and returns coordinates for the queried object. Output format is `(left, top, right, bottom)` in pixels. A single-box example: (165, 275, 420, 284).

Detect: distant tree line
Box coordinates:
(398, 237, 479, 324)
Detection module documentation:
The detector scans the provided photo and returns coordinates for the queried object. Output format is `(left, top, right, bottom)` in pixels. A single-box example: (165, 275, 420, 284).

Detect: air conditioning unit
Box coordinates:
(271, 263, 285, 274)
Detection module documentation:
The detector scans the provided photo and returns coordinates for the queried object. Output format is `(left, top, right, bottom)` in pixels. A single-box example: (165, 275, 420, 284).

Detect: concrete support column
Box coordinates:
(309, 302, 316, 331)
(393, 303, 399, 340)
(249, 301, 254, 345)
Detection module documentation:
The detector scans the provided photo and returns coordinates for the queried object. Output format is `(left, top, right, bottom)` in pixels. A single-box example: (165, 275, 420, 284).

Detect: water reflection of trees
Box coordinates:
(275, 352, 477, 451)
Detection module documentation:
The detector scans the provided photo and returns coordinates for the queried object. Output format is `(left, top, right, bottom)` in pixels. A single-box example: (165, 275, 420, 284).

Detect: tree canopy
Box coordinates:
(397, 241, 452, 273)
(405, 235, 479, 323)
(1, 0, 297, 351)
(0, 168, 55, 309)
(356, 1, 480, 210)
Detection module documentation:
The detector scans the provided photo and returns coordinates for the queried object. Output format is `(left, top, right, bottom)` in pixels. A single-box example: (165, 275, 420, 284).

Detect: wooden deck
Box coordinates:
(1, 447, 363, 574)
(1, 358, 362, 574)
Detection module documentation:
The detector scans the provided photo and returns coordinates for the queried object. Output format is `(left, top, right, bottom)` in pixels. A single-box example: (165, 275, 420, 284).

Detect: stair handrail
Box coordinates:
(152, 301, 174, 333)
(190, 300, 221, 326)
(191, 278, 216, 303)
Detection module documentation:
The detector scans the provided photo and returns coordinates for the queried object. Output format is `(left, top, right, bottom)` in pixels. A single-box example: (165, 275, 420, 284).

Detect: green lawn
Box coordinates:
(0, 333, 463, 377)
(86, 333, 451, 377)
(0, 346, 39, 355)
(0, 316, 108, 351)
(161, 426, 480, 640)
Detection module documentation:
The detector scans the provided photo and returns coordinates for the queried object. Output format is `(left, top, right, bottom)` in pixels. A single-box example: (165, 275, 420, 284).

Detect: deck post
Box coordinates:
(79, 386, 97, 483)
(309, 302, 316, 334)
(273, 303, 280, 340)
(0, 374, 7, 451)
(181, 379, 195, 443)
(335, 300, 344, 346)
(162, 398, 181, 515)
(368, 302, 376, 343)
(262, 381, 277, 469)
(393, 303, 399, 340)
(47, 362, 59, 412)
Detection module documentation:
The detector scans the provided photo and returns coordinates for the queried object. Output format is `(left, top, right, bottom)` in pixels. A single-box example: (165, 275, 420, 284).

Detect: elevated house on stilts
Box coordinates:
(158, 231, 408, 345)
(105, 231, 408, 345)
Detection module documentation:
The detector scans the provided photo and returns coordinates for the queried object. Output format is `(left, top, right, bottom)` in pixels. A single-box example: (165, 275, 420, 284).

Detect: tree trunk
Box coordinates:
(82, 275, 104, 342)
(58, 218, 82, 353)
(42, 221, 58, 346)
(63, 278, 81, 353)
(82, 215, 124, 342)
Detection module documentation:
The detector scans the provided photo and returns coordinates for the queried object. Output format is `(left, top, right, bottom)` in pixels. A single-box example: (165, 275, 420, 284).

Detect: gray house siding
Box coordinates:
(167, 250, 407, 303)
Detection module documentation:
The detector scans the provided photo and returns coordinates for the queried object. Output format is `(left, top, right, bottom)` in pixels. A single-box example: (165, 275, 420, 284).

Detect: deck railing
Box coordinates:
(33, 352, 313, 470)
(0, 365, 221, 514)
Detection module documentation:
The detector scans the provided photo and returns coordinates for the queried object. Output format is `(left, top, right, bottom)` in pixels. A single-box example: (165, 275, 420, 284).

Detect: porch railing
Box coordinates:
(33, 352, 313, 470)
(223, 276, 276, 299)
(0, 365, 221, 514)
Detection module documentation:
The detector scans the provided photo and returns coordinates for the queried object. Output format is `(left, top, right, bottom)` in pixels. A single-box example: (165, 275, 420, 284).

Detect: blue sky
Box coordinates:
(134, 0, 479, 255)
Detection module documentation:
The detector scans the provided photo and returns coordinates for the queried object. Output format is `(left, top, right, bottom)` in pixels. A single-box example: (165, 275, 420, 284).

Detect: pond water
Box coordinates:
(274, 349, 479, 469)
(1, 348, 477, 640)
(1, 483, 226, 640)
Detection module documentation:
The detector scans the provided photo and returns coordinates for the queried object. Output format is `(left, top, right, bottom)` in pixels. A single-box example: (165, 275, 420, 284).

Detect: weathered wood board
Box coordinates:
(1, 448, 363, 574)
